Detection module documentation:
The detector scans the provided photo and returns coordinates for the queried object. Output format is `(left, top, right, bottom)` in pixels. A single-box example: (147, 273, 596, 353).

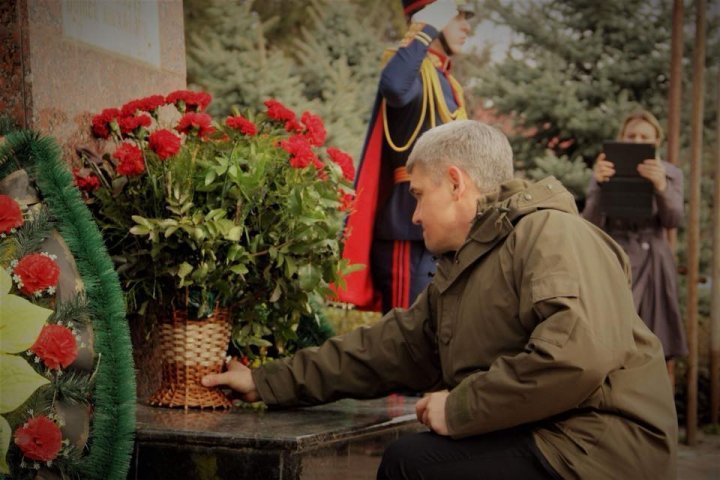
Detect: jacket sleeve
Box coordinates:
(580, 176, 605, 227)
(445, 211, 628, 438)
(655, 162, 684, 228)
(252, 288, 443, 406)
(380, 24, 439, 108)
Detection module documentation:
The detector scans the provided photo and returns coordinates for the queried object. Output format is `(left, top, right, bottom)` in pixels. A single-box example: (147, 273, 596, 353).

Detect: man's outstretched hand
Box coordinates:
(202, 358, 260, 403)
(415, 390, 450, 436)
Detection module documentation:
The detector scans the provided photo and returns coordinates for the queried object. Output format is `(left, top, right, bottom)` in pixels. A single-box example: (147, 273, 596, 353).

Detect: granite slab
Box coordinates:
(131, 395, 425, 479)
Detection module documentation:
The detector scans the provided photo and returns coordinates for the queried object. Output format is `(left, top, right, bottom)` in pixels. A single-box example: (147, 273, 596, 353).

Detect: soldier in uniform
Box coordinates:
(336, 0, 474, 313)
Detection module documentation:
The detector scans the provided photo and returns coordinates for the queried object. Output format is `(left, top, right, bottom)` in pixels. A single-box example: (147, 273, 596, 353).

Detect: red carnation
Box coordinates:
(72, 168, 100, 192)
(30, 324, 78, 370)
(280, 135, 318, 169)
(176, 112, 215, 139)
(225, 115, 257, 136)
(0, 194, 24, 235)
(166, 90, 212, 112)
(113, 143, 145, 176)
(264, 99, 296, 122)
(120, 94, 166, 116)
(14, 415, 63, 462)
(13, 253, 60, 296)
(91, 108, 120, 139)
(264, 99, 299, 132)
(301, 111, 326, 147)
(117, 114, 152, 136)
(148, 129, 182, 160)
(327, 147, 355, 181)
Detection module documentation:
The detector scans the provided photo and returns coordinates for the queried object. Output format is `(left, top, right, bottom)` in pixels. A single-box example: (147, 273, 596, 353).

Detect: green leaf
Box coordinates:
(205, 169, 217, 186)
(298, 264, 321, 291)
(269, 283, 282, 303)
(0, 353, 50, 413)
(225, 226, 242, 242)
(230, 264, 248, 275)
(177, 262, 193, 281)
(0, 415, 9, 475)
(0, 271, 52, 354)
(129, 225, 150, 236)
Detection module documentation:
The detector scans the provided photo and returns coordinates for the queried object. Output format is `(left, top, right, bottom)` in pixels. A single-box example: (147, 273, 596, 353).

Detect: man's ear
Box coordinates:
(447, 166, 465, 199)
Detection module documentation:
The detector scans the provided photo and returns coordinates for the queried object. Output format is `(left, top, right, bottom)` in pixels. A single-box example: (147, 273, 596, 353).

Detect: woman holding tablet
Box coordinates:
(582, 108, 687, 383)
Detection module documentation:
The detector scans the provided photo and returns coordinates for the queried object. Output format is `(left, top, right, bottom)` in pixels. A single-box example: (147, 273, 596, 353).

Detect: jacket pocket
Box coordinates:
(530, 273, 580, 346)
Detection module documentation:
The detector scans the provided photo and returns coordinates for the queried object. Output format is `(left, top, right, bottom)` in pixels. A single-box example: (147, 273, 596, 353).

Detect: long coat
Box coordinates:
(254, 177, 677, 479)
(582, 162, 688, 358)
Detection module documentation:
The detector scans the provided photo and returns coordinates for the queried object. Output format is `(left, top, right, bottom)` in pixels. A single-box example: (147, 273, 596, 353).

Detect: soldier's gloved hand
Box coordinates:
(411, 0, 458, 30)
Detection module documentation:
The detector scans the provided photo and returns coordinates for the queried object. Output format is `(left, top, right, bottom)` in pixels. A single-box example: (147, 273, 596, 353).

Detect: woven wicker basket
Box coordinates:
(148, 306, 233, 409)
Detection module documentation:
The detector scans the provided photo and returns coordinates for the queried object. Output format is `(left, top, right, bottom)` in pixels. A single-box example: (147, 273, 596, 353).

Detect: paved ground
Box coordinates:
(677, 431, 720, 479)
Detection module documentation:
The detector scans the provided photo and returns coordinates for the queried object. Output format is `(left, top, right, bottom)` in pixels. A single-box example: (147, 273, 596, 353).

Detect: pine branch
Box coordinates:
(51, 294, 93, 327)
(52, 370, 94, 406)
(14, 206, 54, 257)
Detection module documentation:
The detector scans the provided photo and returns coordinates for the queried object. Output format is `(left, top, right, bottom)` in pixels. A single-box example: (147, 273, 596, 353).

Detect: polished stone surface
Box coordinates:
(132, 395, 425, 479)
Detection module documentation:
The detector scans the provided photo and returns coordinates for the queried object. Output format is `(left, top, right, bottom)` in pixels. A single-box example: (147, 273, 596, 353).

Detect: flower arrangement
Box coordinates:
(77, 91, 355, 359)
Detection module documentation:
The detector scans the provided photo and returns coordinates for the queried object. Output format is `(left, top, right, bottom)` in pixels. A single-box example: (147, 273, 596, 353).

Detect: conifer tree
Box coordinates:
(290, 0, 387, 155)
(185, 0, 311, 116)
(475, 0, 677, 182)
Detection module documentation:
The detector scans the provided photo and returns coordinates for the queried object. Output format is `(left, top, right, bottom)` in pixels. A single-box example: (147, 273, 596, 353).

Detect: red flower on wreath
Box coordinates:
(225, 115, 257, 136)
(113, 143, 145, 176)
(14, 415, 63, 462)
(72, 169, 100, 192)
(176, 112, 215, 139)
(120, 94, 166, 117)
(148, 129, 181, 160)
(280, 135, 318, 169)
(0, 194, 24, 234)
(301, 111, 326, 147)
(13, 253, 60, 296)
(31, 324, 78, 370)
(91, 107, 120, 139)
(166, 90, 212, 112)
(327, 147, 355, 182)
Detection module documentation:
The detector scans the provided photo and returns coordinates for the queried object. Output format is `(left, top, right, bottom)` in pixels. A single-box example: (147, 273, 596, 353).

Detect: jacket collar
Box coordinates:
(433, 176, 575, 293)
(428, 48, 452, 73)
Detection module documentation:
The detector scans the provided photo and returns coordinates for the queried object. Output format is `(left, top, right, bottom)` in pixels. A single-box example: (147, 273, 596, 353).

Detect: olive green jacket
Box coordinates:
(253, 177, 677, 479)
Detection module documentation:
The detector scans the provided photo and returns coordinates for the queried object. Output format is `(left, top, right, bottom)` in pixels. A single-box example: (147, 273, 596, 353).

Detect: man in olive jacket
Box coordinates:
(203, 120, 678, 479)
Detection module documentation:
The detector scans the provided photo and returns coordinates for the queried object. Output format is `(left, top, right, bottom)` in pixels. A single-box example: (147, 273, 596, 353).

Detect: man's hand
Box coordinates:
(637, 158, 667, 192)
(592, 153, 615, 183)
(411, 0, 458, 30)
(415, 390, 450, 435)
(202, 357, 260, 403)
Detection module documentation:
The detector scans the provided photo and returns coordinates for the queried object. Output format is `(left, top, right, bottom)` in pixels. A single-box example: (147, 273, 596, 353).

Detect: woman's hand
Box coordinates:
(637, 158, 667, 192)
(202, 357, 260, 402)
(593, 153, 615, 183)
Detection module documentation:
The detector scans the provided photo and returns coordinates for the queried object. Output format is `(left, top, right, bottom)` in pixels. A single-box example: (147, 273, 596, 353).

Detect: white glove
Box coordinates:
(411, 0, 458, 30)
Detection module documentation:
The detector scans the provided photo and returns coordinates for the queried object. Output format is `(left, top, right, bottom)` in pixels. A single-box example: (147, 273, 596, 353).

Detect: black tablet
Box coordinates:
(602, 141, 655, 177)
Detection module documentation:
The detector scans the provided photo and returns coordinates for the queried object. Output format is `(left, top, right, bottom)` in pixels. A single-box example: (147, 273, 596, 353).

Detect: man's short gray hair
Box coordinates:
(406, 120, 514, 192)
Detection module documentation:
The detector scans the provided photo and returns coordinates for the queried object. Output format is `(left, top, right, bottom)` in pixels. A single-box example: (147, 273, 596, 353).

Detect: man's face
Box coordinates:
(442, 12, 471, 55)
(410, 164, 466, 255)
